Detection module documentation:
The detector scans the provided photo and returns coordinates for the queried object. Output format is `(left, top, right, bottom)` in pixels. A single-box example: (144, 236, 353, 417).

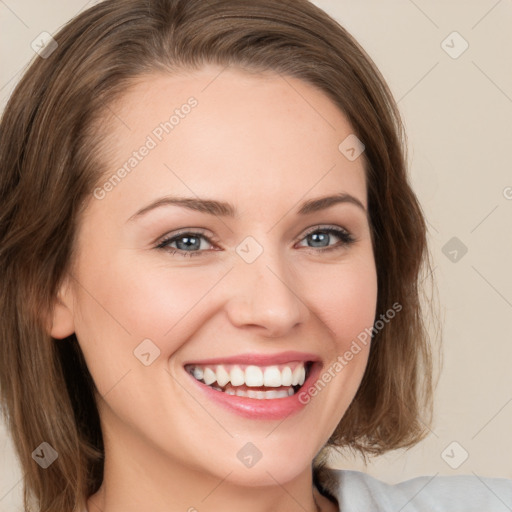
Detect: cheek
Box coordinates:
(73, 252, 227, 365)
(292, 260, 377, 444)
(111, 263, 227, 343)
(309, 256, 378, 349)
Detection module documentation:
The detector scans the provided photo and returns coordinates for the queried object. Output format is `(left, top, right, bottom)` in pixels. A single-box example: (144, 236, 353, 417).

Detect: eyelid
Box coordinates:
(155, 227, 219, 249)
(295, 224, 352, 242)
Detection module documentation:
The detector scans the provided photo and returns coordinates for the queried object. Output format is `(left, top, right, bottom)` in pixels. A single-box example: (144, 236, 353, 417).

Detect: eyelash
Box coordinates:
(155, 226, 356, 258)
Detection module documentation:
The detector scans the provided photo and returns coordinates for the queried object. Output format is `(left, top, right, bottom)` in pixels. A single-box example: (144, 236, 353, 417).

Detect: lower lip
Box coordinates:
(185, 363, 322, 420)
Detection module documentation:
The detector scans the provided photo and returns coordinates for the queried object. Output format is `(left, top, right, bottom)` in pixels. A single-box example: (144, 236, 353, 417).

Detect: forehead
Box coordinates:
(90, 64, 367, 220)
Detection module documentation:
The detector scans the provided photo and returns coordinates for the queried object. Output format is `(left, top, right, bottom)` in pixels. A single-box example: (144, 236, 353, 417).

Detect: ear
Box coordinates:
(48, 275, 75, 339)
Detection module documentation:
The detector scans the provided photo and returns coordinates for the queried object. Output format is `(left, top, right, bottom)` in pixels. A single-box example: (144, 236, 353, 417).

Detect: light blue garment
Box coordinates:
(323, 468, 512, 511)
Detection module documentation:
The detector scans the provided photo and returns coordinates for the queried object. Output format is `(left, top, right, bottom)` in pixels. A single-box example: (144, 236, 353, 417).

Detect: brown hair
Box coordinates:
(0, 0, 440, 510)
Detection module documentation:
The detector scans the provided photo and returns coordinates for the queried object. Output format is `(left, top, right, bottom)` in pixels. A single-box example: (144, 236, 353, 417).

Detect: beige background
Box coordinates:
(1, 1, 511, 510)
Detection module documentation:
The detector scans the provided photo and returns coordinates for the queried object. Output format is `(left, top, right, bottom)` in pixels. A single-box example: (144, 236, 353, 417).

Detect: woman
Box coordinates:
(0, 1, 510, 511)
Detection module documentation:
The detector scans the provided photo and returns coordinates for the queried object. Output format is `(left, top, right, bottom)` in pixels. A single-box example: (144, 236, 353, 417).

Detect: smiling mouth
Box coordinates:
(184, 361, 313, 399)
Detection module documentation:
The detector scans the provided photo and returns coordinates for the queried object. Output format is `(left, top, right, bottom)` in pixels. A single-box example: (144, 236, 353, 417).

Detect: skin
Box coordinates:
(50, 64, 378, 512)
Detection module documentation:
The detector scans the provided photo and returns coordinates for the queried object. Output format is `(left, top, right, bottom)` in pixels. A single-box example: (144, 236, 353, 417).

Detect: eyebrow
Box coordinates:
(127, 192, 367, 222)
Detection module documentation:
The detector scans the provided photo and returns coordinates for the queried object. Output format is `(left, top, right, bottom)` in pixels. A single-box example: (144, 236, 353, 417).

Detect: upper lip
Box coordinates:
(183, 351, 321, 366)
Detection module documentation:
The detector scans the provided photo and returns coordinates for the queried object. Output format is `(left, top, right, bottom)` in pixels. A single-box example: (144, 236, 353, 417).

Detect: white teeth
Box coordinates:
(232, 387, 294, 399)
(263, 366, 281, 387)
(203, 367, 216, 386)
(192, 367, 204, 381)
(230, 366, 245, 386)
(291, 365, 302, 386)
(291, 366, 306, 386)
(245, 365, 264, 387)
(299, 366, 306, 386)
(189, 361, 310, 390)
(215, 365, 230, 387)
(281, 366, 293, 386)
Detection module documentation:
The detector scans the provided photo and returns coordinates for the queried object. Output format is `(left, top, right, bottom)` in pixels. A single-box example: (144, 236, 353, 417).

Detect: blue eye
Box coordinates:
(156, 230, 213, 257)
(297, 226, 355, 251)
(156, 226, 355, 257)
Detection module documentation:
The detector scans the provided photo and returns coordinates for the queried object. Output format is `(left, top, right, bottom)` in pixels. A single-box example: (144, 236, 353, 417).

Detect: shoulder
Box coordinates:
(322, 468, 512, 512)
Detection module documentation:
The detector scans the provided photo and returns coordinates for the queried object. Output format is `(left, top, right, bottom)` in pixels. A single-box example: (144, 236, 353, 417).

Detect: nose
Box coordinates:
(224, 245, 310, 337)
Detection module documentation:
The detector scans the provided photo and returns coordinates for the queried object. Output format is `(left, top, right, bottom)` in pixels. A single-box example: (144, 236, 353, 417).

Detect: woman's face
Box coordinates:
(52, 64, 377, 487)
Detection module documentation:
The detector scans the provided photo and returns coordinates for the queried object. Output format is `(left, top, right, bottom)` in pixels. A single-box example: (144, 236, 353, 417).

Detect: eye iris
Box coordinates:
(308, 232, 330, 248)
(176, 235, 201, 251)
